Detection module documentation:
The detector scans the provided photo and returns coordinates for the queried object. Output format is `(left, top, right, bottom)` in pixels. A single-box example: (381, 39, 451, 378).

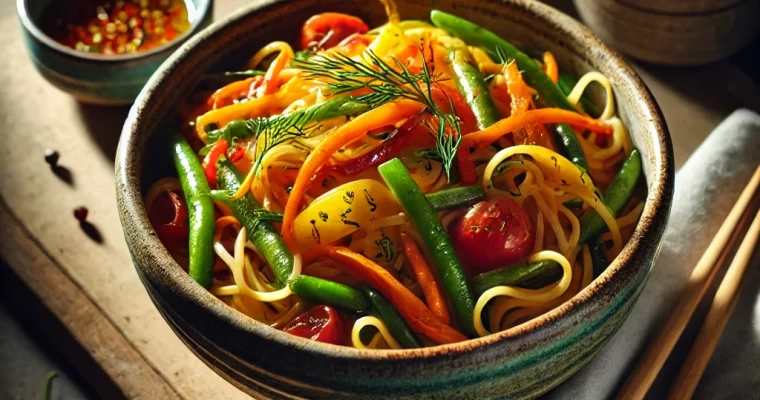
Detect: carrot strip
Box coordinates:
(503, 63, 555, 150)
(400, 232, 451, 326)
(543, 51, 559, 84)
(304, 245, 467, 344)
(282, 101, 426, 246)
(463, 108, 613, 149)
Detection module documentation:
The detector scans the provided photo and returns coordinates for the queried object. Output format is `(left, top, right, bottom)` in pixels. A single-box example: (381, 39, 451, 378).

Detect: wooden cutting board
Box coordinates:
(0, 0, 757, 399)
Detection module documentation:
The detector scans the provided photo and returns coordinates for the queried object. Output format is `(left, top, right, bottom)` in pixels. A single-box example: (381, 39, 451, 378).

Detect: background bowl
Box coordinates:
(575, 0, 760, 66)
(16, 0, 213, 105)
(116, 0, 674, 398)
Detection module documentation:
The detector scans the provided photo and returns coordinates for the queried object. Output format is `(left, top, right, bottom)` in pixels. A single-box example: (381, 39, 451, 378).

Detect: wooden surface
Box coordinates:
(0, 201, 180, 400)
(0, 0, 758, 399)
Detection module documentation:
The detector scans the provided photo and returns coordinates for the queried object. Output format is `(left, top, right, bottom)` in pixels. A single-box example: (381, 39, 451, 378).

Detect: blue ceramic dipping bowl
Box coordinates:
(16, 0, 213, 105)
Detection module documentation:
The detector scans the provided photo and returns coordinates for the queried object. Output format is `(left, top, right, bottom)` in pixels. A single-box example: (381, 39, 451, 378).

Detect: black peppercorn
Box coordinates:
(44, 149, 60, 167)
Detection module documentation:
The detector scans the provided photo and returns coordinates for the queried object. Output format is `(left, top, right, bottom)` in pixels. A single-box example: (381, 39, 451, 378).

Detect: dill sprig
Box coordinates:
(293, 49, 463, 180)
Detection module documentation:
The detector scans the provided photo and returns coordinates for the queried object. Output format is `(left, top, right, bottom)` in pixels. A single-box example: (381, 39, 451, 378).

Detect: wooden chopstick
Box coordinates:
(618, 166, 760, 400)
(666, 208, 760, 400)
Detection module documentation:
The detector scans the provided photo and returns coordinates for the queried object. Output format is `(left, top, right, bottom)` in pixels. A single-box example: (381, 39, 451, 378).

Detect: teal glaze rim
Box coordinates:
(119, 0, 673, 369)
(16, 0, 212, 63)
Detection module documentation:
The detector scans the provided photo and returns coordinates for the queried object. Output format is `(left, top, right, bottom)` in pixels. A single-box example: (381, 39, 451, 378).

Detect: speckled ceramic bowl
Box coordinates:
(16, 0, 213, 105)
(116, 0, 674, 398)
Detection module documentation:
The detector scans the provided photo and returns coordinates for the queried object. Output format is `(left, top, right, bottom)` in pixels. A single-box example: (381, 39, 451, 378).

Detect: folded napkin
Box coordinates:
(545, 109, 760, 399)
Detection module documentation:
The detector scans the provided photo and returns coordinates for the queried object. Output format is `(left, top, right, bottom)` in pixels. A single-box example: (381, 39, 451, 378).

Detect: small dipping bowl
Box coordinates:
(16, 0, 213, 105)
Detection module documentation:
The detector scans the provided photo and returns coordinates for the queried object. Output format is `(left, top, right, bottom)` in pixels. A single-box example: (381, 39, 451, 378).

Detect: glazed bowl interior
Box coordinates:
(18, 0, 211, 61)
(118, 0, 673, 397)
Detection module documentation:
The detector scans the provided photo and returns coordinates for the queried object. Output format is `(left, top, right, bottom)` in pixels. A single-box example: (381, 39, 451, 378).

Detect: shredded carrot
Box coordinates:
(400, 232, 451, 326)
(282, 101, 426, 247)
(504, 62, 532, 115)
(543, 51, 559, 84)
(503, 62, 554, 149)
(463, 108, 613, 149)
(304, 245, 467, 344)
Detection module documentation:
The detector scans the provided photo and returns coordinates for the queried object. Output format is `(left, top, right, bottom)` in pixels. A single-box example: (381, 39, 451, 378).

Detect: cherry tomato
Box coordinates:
(148, 191, 189, 251)
(300, 13, 369, 51)
(283, 305, 344, 344)
(450, 198, 534, 275)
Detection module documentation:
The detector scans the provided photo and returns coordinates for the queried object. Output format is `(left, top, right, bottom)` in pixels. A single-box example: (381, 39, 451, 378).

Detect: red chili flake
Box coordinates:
(41, 0, 191, 55)
(74, 207, 89, 221)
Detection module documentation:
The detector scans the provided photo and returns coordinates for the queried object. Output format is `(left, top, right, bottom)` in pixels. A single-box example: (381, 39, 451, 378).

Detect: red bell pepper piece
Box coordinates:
(203, 139, 230, 186)
(325, 112, 428, 176)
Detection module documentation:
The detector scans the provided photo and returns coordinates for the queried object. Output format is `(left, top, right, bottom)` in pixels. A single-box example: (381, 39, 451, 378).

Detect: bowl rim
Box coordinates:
(118, 0, 673, 362)
(16, 0, 212, 62)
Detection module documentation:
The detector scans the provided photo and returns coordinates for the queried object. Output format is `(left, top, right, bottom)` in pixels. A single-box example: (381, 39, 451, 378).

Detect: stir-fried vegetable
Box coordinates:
(578, 149, 642, 244)
(304, 245, 468, 344)
(216, 161, 293, 284)
(360, 284, 421, 348)
(448, 45, 501, 130)
(471, 259, 563, 296)
(425, 185, 485, 211)
(291, 179, 402, 248)
(172, 134, 215, 287)
(379, 158, 477, 336)
(430, 10, 590, 171)
(400, 232, 451, 325)
(290, 276, 370, 313)
(283, 305, 344, 344)
(282, 101, 426, 246)
(150, 6, 647, 350)
(450, 198, 535, 275)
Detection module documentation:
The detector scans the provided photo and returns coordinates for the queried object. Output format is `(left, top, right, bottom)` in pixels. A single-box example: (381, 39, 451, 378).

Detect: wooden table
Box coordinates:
(1, 1, 758, 399)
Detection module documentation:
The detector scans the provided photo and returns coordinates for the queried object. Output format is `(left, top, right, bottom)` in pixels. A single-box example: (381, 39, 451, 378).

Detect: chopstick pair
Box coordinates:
(618, 166, 760, 400)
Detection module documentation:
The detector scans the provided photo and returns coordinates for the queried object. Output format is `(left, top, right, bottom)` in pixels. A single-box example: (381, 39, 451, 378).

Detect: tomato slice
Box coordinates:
(283, 305, 344, 344)
(449, 198, 534, 275)
(300, 13, 369, 51)
(148, 191, 189, 251)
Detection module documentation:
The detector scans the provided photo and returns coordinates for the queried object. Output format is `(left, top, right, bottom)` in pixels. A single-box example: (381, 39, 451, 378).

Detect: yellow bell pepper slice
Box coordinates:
(293, 179, 401, 248)
(483, 144, 595, 193)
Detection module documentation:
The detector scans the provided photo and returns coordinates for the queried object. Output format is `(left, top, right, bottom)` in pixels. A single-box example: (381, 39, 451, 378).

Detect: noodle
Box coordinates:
(473, 250, 573, 337)
(152, 6, 645, 349)
(352, 316, 402, 349)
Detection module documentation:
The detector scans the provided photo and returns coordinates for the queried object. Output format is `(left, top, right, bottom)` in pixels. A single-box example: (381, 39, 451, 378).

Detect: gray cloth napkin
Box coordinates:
(545, 109, 760, 400)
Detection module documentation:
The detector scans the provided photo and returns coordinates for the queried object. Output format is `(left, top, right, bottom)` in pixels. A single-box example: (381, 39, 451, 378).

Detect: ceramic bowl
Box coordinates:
(116, 0, 674, 398)
(16, 0, 213, 105)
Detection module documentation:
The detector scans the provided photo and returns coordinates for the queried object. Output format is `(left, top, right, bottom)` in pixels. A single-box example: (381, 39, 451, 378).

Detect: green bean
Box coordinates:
(588, 237, 610, 277)
(470, 260, 562, 296)
(430, 10, 589, 171)
(216, 161, 293, 285)
(290, 276, 370, 313)
(448, 46, 501, 129)
(557, 73, 600, 117)
(171, 134, 215, 287)
(206, 95, 373, 143)
(426, 185, 485, 211)
(378, 158, 476, 336)
(360, 284, 421, 348)
(579, 148, 642, 244)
